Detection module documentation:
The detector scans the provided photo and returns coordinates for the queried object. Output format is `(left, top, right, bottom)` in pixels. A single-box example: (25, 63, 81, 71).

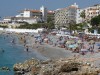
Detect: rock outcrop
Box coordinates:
(0, 66, 10, 71)
(13, 57, 100, 75)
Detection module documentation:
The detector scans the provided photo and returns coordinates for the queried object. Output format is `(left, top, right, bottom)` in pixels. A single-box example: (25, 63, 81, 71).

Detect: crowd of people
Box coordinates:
(1, 31, 100, 56)
(34, 32, 100, 55)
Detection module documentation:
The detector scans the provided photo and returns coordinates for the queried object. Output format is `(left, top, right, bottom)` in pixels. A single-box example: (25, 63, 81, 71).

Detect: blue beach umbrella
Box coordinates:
(74, 44, 78, 48)
(68, 44, 75, 48)
(97, 44, 100, 46)
(68, 44, 78, 48)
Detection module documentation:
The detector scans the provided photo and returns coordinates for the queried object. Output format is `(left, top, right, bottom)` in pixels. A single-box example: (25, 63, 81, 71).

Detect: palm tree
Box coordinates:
(80, 10, 86, 22)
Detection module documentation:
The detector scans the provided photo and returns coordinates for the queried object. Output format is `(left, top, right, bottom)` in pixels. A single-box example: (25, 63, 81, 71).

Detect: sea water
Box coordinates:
(0, 33, 47, 75)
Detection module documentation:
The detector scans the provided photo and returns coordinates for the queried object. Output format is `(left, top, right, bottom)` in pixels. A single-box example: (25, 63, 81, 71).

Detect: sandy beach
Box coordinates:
(1, 31, 100, 64)
(17, 33, 76, 59)
(1, 31, 100, 75)
(12, 32, 100, 68)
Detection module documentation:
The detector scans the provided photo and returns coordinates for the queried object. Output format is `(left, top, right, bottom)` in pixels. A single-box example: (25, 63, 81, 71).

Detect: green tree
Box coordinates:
(18, 23, 42, 29)
(47, 21, 55, 29)
(80, 10, 85, 19)
(90, 15, 100, 33)
(47, 16, 55, 29)
(91, 15, 100, 27)
(47, 17, 52, 23)
(80, 10, 86, 23)
(0, 25, 8, 28)
(17, 16, 55, 29)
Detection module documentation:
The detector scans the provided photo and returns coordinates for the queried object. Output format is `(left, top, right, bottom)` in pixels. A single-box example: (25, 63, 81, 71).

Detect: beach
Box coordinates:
(13, 31, 100, 68)
(13, 31, 100, 65)
(0, 31, 100, 75)
(16, 32, 77, 59)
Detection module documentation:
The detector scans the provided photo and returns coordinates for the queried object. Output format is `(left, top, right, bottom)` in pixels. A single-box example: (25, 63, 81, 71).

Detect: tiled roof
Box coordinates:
(61, 8, 67, 10)
(48, 11, 54, 14)
(69, 5, 77, 9)
(20, 9, 54, 14)
(30, 10, 41, 13)
(19, 9, 41, 13)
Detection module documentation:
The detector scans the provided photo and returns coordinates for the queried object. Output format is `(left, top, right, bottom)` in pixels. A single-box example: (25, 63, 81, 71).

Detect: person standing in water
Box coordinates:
(26, 46, 29, 52)
(2, 50, 4, 53)
(0, 48, 5, 53)
(12, 38, 16, 44)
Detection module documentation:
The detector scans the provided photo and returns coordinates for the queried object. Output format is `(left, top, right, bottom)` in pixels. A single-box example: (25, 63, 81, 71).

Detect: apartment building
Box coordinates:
(1, 6, 54, 24)
(15, 6, 48, 23)
(84, 4, 100, 21)
(54, 8, 68, 28)
(76, 8, 83, 24)
(54, 3, 82, 28)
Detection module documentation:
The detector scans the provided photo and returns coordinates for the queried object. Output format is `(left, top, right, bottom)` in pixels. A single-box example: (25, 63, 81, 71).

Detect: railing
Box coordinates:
(0, 28, 40, 33)
(85, 33, 100, 38)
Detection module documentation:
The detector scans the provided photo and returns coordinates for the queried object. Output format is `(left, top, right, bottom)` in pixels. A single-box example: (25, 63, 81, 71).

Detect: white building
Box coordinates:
(2, 6, 50, 24)
(40, 6, 47, 22)
(54, 3, 82, 28)
(76, 8, 83, 24)
(54, 8, 68, 28)
(15, 6, 47, 23)
(84, 4, 100, 21)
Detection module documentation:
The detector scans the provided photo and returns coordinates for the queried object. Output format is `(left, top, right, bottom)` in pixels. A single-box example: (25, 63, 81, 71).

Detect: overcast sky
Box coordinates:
(0, 0, 99, 18)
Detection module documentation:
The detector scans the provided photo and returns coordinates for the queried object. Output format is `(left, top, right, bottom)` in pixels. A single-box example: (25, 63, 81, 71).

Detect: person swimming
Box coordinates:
(0, 48, 5, 53)
(11, 38, 16, 44)
(2, 50, 4, 53)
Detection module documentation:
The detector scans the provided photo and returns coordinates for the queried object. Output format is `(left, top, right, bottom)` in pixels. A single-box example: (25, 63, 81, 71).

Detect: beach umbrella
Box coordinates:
(70, 40, 75, 44)
(81, 49, 88, 52)
(44, 38, 48, 41)
(44, 38, 48, 43)
(68, 44, 75, 48)
(66, 41, 70, 44)
(89, 40, 95, 44)
(68, 44, 77, 48)
(74, 44, 78, 48)
(97, 43, 100, 46)
(66, 40, 74, 44)
(77, 40, 82, 44)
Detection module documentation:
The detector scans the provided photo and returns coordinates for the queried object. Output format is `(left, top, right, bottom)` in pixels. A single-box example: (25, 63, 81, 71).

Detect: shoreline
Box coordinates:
(1, 30, 100, 75)
(1, 30, 100, 62)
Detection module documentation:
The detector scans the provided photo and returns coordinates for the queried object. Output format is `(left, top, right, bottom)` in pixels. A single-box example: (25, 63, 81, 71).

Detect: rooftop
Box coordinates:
(19, 9, 54, 14)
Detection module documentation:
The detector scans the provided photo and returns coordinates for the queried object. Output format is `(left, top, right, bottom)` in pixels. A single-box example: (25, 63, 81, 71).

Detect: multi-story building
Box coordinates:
(76, 8, 83, 24)
(54, 3, 82, 28)
(54, 8, 68, 28)
(84, 4, 100, 21)
(15, 6, 48, 23)
(1, 6, 54, 25)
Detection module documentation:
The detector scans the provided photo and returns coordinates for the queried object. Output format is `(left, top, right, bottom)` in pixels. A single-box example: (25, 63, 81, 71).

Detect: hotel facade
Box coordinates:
(54, 3, 83, 28)
(84, 4, 100, 21)
(0, 6, 54, 25)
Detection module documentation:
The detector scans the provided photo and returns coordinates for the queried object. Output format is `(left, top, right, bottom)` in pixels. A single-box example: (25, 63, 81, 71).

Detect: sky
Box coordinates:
(0, 0, 100, 18)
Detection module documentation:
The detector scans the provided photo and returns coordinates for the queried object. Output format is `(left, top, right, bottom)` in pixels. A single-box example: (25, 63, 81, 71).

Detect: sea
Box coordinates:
(0, 33, 47, 75)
